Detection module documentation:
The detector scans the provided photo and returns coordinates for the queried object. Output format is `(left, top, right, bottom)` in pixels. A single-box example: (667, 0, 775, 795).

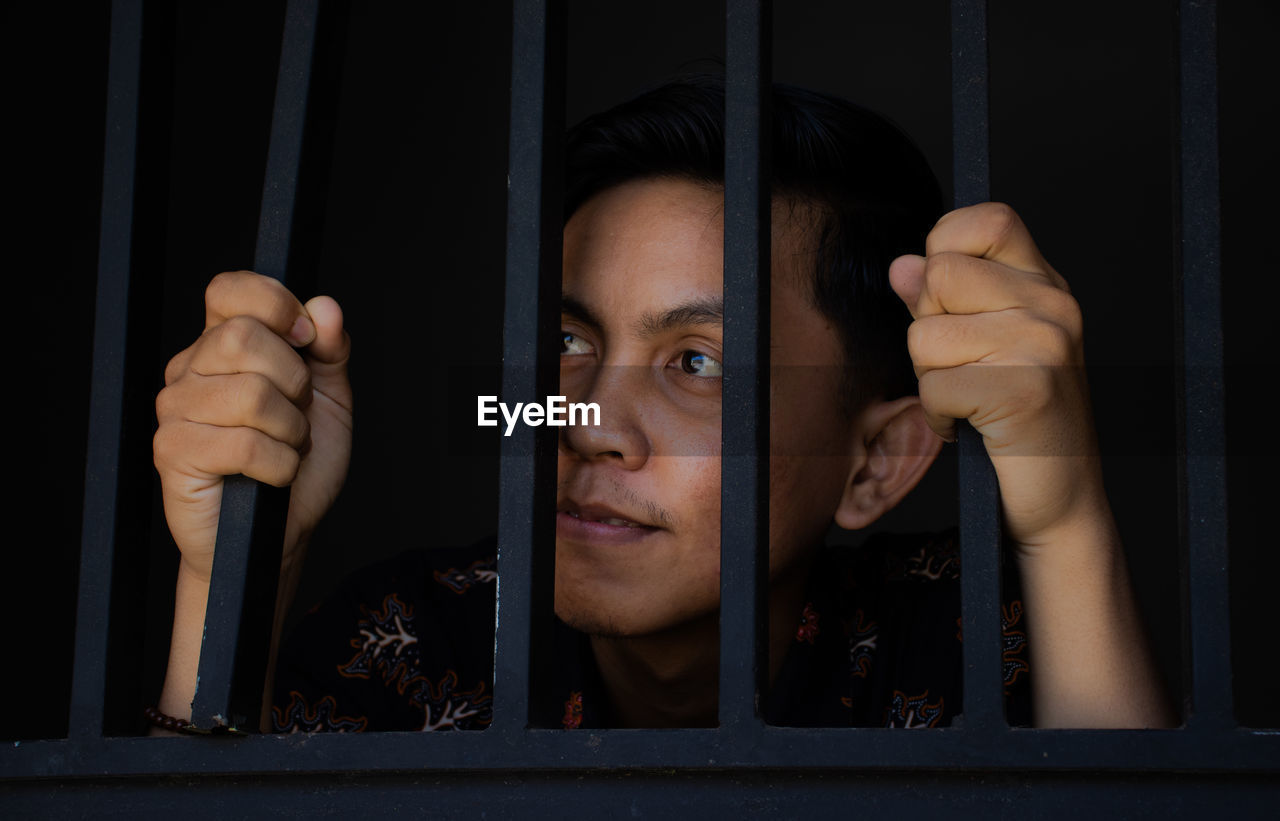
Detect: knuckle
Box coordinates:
(152, 424, 184, 470)
(234, 372, 274, 420)
(286, 361, 312, 403)
(1008, 365, 1057, 414)
(905, 319, 927, 357)
(923, 252, 951, 287)
(926, 209, 958, 244)
(205, 270, 242, 305)
(233, 426, 263, 467)
(264, 287, 296, 331)
(265, 443, 298, 487)
(1044, 289, 1084, 337)
(155, 385, 179, 420)
(906, 316, 947, 363)
(233, 427, 298, 487)
(207, 271, 296, 330)
(1039, 319, 1076, 362)
(916, 369, 944, 409)
(163, 353, 185, 386)
(216, 315, 260, 358)
(278, 449, 302, 486)
(980, 201, 1019, 239)
(924, 252, 965, 295)
(294, 413, 312, 449)
(152, 425, 172, 461)
(1023, 313, 1077, 365)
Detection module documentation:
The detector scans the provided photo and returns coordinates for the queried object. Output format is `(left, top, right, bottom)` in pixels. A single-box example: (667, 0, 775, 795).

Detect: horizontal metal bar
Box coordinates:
(6, 771, 1280, 819)
(69, 0, 143, 741)
(192, 0, 321, 732)
(493, 0, 565, 734)
(3, 727, 1279, 779)
(719, 0, 772, 736)
(949, 0, 1004, 730)
(1175, 0, 1232, 731)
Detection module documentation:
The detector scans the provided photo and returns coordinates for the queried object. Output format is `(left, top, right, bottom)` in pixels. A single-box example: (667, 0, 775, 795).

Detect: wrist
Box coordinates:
(1009, 475, 1113, 559)
(177, 554, 213, 587)
(1012, 503, 1127, 605)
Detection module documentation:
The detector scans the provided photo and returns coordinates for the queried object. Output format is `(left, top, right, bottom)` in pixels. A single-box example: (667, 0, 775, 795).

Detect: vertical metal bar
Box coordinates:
(190, 0, 321, 732)
(69, 0, 143, 740)
(1175, 0, 1232, 731)
(493, 0, 565, 734)
(950, 0, 1004, 730)
(719, 0, 771, 732)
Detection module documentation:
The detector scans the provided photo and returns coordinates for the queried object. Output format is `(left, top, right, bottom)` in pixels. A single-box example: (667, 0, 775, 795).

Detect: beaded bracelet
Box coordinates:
(143, 705, 191, 733)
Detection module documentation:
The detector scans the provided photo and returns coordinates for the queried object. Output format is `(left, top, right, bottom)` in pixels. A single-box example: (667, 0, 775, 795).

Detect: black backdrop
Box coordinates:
(4, 0, 1276, 740)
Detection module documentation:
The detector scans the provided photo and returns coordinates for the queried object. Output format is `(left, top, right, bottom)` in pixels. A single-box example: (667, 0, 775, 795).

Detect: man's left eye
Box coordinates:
(677, 350, 723, 377)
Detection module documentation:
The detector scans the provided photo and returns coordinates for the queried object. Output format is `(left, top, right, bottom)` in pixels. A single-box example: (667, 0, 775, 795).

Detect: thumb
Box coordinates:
(888, 254, 926, 319)
(302, 295, 352, 407)
(303, 296, 349, 364)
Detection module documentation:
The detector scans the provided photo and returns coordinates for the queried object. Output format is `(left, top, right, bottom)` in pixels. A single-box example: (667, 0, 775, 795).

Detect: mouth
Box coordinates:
(563, 509, 646, 528)
(556, 500, 661, 543)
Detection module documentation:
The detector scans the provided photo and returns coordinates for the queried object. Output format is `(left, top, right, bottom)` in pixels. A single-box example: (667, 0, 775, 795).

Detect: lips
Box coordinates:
(559, 502, 652, 529)
(565, 511, 643, 528)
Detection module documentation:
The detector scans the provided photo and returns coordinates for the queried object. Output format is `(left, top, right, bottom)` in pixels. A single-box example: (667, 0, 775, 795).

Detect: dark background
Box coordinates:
(4, 0, 1276, 739)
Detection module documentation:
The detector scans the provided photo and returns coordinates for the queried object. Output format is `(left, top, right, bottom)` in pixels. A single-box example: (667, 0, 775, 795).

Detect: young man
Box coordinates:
(152, 78, 1175, 732)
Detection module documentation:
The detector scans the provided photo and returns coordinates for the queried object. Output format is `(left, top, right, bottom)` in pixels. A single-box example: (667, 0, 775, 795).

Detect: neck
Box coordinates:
(589, 553, 813, 728)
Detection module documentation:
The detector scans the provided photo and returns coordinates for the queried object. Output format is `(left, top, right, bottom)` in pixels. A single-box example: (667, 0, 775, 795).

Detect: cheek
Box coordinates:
(648, 388, 722, 458)
(658, 455, 725, 619)
(653, 411, 722, 581)
(768, 453, 846, 567)
(768, 371, 854, 568)
(666, 453, 721, 555)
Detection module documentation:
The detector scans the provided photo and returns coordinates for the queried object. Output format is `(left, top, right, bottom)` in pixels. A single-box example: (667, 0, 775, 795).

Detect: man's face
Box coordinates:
(554, 177, 858, 637)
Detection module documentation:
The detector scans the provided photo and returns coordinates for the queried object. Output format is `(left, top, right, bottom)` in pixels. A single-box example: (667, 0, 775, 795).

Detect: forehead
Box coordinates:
(562, 177, 725, 313)
(561, 176, 822, 310)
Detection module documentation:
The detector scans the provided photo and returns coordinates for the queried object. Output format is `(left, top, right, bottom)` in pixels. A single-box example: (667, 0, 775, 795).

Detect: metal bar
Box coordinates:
(6, 772, 1280, 818)
(3, 726, 1279, 778)
(949, 0, 1005, 731)
(191, 0, 321, 732)
(68, 0, 143, 740)
(493, 0, 565, 734)
(1175, 0, 1232, 731)
(720, 0, 772, 733)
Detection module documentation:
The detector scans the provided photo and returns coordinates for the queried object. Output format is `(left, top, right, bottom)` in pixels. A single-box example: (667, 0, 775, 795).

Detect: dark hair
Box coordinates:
(564, 74, 943, 410)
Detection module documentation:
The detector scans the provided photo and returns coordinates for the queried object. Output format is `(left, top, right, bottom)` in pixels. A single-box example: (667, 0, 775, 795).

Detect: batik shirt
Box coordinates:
(271, 531, 1032, 732)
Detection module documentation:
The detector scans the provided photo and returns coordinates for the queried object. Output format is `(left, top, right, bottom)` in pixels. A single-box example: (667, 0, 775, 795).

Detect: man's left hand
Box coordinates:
(889, 202, 1105, 551)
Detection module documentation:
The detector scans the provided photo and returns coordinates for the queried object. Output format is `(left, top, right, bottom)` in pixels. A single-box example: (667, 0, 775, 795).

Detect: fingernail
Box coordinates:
(288, 316, 315, 345)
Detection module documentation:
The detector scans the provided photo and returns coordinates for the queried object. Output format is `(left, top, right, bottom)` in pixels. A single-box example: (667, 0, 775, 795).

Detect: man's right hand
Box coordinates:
(153, 271, 353, 584)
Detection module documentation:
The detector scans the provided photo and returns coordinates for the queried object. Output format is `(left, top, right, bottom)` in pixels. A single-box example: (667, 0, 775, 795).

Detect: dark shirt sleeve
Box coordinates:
(272, 542, 497, 733)
(868, 530, 1033, 728)
(765, 529, 1032, 729)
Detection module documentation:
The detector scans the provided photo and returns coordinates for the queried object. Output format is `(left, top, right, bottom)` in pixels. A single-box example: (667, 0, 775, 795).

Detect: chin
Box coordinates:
(553, 580, 718, 640)
(555, 607, 631, 639)
(553, 585, 638, 638)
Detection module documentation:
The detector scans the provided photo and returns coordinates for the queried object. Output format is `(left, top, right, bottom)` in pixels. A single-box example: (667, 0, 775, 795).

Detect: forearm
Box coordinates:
(154, 562, 209, 733)
(1015, 506, 1177, 728)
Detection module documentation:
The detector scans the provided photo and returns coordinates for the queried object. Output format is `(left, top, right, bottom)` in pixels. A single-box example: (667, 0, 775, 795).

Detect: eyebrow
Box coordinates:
(561, 295, 604, 330)
(561, 294, 724, 338)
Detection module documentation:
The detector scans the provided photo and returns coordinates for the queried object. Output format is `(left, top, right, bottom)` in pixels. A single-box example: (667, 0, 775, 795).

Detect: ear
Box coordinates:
(832, 396, 944, 531)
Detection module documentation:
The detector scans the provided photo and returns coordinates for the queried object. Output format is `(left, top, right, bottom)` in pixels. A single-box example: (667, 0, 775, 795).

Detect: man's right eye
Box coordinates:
(561, 331, 594, 355)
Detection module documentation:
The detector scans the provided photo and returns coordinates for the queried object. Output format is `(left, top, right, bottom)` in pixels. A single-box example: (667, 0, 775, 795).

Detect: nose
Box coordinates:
(560, 365, 650, 470)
